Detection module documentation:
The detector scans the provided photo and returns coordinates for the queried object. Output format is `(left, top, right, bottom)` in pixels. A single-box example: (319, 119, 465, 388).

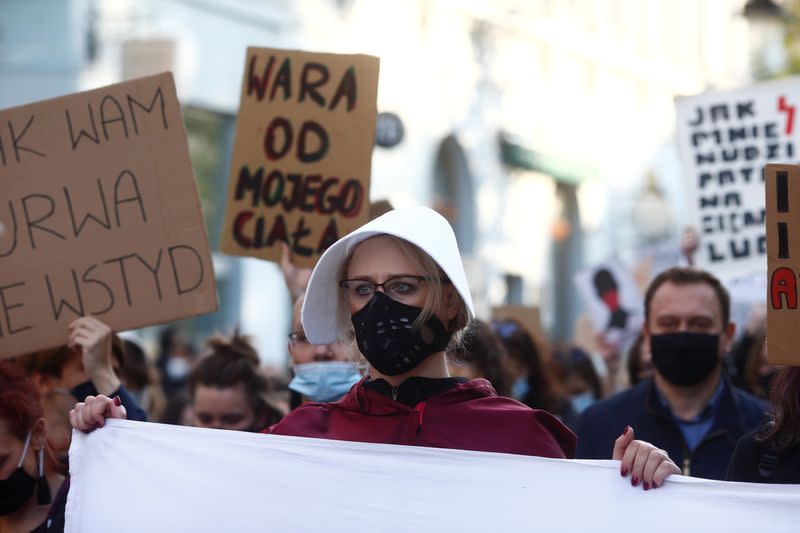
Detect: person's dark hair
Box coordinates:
(760, 366, 800, 450)
(492, 319, 563, 412)
(118, 339, 151, 391)
(188, 332, 282, 428)
(742, 330, 769, 399)
(552, 346, 603, 400)
(160, 388, 192, 426)
(644, 267, 731, 326)
(452, 320, 512, 397)
(14, 347, 73, 378)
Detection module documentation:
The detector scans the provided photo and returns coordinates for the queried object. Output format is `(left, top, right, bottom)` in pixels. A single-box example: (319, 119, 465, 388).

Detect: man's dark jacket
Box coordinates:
(575, 377, 769, 480)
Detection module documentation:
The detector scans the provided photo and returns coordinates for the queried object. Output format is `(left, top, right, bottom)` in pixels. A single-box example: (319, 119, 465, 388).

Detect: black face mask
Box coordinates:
(0, 433, 36, 516)
(650, 332, 721, 387)
(351, 291, 451, 376)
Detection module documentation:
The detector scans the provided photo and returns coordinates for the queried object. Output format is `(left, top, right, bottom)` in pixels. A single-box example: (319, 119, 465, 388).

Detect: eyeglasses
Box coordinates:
(338, 275, 432, 305)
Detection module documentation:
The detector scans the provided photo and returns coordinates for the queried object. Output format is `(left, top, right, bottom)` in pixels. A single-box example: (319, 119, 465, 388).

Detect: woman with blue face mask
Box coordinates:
(71, 207, 681, 491)
(287, 293, 363, 408)
(0, 362, 66, 533)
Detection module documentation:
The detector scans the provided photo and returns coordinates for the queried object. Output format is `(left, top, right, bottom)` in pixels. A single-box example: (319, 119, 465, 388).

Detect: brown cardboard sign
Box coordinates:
(766, 163, 800, 365)
(220, 47, 380, 268)
(0, 73, 218, 358)
(764, 164, 800, 365)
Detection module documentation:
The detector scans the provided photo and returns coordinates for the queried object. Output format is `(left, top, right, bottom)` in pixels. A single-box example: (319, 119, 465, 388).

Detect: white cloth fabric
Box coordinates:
(302, 206, 476, 344)
(67, 420, 799, 532)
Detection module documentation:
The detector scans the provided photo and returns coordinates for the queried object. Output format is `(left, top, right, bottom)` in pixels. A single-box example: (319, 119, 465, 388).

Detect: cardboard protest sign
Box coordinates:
(765, 163, 800, 365)
(574, 257, 643, 347)
(220, 47, 380, 267)
(675, 78, 800, 277)
(0, 73, 218, 357)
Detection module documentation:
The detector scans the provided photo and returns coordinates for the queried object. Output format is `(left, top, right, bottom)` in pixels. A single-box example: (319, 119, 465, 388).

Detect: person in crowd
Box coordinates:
(626, 332, 655, 387)
(15, 317, 146, 457)
(0, 362, 67, 533)
(491, 319, 576, 427)
(71, 207, 680, 489)
(592, 333, 628, 396)
(448, 320, 513, 398)
(551, 345, 603, 417)
(287, 293, 362, 410)
(727, 365, 800, 483)
(159, 389, 194, 427)
(155, 327, 196, 398)
(575, 267, 769, 480)
(187, 332, 284, 432)
(115, 338, 166, 422)
(726, 308, 775, 400)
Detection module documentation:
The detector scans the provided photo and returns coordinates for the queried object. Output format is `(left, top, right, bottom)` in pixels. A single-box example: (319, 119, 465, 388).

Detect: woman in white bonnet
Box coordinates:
(71, 207, 680, 490)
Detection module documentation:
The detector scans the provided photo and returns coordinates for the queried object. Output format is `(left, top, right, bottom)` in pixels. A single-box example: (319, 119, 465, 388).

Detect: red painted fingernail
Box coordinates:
(631, 476, 639, 487)
(652, 481, 658, 489)
(95, 422, 103, 428)
(113, 395, 122, 407)
(643, 482, 650, 491)
(620, 467, 628, 477)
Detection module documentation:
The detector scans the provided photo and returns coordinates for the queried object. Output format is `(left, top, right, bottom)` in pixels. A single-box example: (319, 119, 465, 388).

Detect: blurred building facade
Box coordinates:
(0, 0, 755, 361)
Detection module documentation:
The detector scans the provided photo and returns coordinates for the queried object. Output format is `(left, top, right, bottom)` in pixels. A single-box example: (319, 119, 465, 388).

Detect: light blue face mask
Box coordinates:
(570, 392, 595, 414)
(289, 362, 362, 403)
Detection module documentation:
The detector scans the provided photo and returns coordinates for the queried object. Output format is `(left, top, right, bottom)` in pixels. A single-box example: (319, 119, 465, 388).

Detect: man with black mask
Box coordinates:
(575, 267, 769, 480)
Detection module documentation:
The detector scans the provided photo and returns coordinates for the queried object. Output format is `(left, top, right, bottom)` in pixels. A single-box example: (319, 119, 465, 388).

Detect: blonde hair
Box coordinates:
(336, 234, 472, 363)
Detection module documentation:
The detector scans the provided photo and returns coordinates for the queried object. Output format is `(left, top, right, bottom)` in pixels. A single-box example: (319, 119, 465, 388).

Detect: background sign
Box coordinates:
(574, 256, 644, 347)
(220, 47, 380, 268)
(675, 78, 800, 277)
(0, 73, 218, 357)
(766, 163, 800, 365)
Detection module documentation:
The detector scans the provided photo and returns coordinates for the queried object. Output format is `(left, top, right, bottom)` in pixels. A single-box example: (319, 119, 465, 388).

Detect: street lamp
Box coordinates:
(742, 0, 790, 78)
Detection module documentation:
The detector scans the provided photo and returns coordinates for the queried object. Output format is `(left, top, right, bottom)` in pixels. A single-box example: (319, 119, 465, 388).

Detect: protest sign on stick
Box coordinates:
(574, 257, 643, 347)
(675, 78, 800, 278)
(220, 47, 380, 267)
(0, 73, 218, 357)
(765, 163, 800, 365)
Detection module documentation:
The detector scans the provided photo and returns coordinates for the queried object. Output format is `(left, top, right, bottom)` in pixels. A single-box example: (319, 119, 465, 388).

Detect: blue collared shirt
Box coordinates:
(656, 379, 725, 452)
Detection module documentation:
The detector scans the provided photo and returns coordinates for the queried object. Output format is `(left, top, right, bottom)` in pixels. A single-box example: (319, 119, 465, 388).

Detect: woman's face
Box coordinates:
(345, 236, 456, 326)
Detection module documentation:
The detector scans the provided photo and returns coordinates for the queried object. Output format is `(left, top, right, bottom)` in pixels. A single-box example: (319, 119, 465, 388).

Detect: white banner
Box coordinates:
(67, 420, 799, 532)
(675, 78, 800, 278)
